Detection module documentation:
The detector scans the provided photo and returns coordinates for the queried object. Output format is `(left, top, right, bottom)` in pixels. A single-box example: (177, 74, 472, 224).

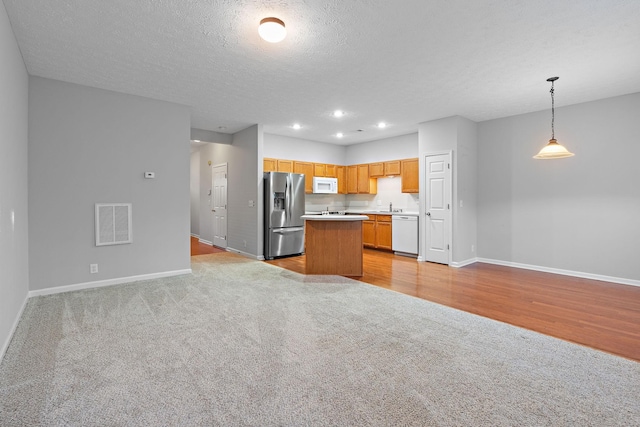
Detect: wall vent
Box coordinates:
(95, 203, 132, 246)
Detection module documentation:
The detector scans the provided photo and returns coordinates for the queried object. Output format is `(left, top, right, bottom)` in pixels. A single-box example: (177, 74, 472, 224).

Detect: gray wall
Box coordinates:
(196, 125, 263, 258)
(28, 77, 191, 291)
(418, 116, 478, 265)
(264, 133, 346, 165)
(346, 133, 418, 164)
(190, 150, 200, 236)
(478, 92, 640, 281)
(0, 1, 30, 357)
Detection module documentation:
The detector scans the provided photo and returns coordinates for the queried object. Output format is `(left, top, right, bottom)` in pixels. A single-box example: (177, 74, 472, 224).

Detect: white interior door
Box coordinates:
(425, 153, 451, 264)
(212, 164, 227, 248)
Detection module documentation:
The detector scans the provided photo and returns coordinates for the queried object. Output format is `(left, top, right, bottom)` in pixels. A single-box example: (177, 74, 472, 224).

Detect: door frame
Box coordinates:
(211, 162, 228, 248)
(419, 150, 453, 265)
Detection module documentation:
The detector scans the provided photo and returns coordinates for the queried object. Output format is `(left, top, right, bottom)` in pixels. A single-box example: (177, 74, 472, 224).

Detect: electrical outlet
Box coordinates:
(90, 264, 98, 274)
(471, 245, 475, 252)
(243, 240, 247, 248)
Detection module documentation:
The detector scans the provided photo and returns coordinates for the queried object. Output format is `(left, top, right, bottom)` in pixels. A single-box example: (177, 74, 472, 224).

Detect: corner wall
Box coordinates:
(197, 125, 263, 258)
(0, 0, 30, 358)
(28, 77, 191, 291)
(477, 92, 640, 283)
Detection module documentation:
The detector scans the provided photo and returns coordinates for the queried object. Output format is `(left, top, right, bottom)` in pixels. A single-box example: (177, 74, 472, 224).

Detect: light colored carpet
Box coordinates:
(1, 252, 638, 426)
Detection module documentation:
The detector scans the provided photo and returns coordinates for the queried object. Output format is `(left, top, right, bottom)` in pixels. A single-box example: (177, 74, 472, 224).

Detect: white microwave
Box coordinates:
(312, 177, 338, 194)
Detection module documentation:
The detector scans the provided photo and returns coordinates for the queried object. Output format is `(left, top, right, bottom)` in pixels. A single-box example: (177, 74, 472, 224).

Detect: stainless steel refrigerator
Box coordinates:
(264, 172, 306, 260)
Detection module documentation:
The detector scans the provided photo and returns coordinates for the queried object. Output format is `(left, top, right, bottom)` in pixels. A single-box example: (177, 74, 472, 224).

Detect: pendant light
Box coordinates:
(259, 17, 286, 43)
(534, 77, 575, 159)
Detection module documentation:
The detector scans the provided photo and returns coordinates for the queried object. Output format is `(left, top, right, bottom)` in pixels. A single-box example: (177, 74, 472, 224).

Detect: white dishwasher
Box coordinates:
(392, 215, 418, 256)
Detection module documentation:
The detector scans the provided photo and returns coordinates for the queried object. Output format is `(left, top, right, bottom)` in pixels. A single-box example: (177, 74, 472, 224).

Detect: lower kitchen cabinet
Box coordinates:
(375, 215, 392, 250)
(363, 218, 376, 247)
(362, 214, 392, 250)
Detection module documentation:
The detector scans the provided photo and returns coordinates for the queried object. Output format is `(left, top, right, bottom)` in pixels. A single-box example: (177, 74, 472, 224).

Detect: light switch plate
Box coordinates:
(144, 172, 155, 179)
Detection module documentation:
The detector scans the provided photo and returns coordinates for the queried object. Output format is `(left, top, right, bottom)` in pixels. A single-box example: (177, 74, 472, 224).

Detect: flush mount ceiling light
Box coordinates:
(534, 77, 575, 160)
(333, 110, 345, 118)
(292, 123, 301, 130)
(259, 17, 286, 43)
(377, 122, 387, 129)
(336, 132, 344, 138)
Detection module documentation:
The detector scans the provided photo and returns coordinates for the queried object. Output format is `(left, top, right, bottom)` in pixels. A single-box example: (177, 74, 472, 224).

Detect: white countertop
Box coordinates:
(345, 210, 419, 216)
(302, 214, 369, 221)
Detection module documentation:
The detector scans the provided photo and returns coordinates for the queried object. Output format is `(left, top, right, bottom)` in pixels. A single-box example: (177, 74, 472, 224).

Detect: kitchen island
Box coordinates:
(302, 214, 369, 276)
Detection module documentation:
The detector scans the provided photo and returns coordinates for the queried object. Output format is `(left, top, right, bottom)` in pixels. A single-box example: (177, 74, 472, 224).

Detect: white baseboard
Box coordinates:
(1, 293, 29, 363)
(477, 258, 640, 288)
(450, 258, 478, 268)
(226, 247, 264, 261)
(190, 233, 199, 238)
(198, 238, 213, 245)
(28, 269, 193, 298)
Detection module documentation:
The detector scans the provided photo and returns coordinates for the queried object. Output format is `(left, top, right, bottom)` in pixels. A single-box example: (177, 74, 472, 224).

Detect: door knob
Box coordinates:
(426, 212, 431, 216)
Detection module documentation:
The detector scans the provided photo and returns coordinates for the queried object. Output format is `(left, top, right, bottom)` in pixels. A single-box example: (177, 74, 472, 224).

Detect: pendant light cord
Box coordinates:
(550, 80, 555, 140)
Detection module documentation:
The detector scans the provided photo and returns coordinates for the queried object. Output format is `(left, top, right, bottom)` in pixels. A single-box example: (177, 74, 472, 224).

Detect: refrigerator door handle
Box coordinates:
(285, 174, 290, 223)
(272, 227, 304, 233)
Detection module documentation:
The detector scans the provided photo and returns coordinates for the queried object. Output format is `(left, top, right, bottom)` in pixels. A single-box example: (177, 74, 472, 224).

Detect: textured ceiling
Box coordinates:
(4, 0, 640, 145)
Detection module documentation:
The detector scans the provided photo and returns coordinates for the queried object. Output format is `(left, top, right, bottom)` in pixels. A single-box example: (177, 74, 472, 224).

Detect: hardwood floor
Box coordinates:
(190, 236, 225, 256)
(266, 249, 640, 362)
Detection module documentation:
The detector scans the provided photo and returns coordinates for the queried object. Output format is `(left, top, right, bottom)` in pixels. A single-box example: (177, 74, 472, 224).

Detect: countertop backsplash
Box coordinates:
(304, 177, 419, 213)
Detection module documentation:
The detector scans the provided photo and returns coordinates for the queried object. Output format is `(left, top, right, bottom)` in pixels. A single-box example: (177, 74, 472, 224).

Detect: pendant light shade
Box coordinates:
(259, 17, 286, 43)
(534, 77, 574, 159)
(533, 139, 575, 159)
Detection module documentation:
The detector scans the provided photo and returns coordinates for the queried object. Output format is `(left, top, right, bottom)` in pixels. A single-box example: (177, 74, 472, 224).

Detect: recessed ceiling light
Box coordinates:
(333, 110, 345, 118)
(377, 122, 387, 129)
(259, 17, 286, 43)
(192, 139, 201, 143)
(292, 123, 301, 130)
(336, 132, 344, 138)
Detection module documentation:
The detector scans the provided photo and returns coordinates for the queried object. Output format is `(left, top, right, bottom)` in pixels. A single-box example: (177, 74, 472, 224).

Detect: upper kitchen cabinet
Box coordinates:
(401, 158, 419, 193)
(369, 162, 384, 178)
(293, 161, 314, 193)
(324, 164, 337, 178)
(313, 163, 326, 177)
(347, 165, 358, 194)
(336, 166, 347, 194)
(357, 164, 377, 194)
(384, 160, 401, 176)
(264, 158, 294, 173)
(264, 158, 276, 173)
(277, 159, 294, 172)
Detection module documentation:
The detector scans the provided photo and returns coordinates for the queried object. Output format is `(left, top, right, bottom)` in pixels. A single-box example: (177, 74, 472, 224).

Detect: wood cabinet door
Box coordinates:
(357, 164, 370, 193)
(369, 162, 384, 177)
(264, 158, 276, 173)
(401, 158, 419, 193)
(347, 165, 358, 194)
(384, 160, 401, 176)
(336, 166, 347, 194)
(324, 164, 337, 177)
(313, 163, 326, 177)
(363, 218, 376, 248)
(277, 159, 293, 172)
(375, 218, 392, 250)
(294, 161, 314, 193)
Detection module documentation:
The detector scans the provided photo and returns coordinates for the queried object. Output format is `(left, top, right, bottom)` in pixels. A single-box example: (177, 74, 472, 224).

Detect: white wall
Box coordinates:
(0, 1, 30, 359)
(264, 133, 345, 164)
(478, 93, 640, 283)
(346, 133, 418, 164)
(190, 150, 200, 236)
(28, 77, 191, 291)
